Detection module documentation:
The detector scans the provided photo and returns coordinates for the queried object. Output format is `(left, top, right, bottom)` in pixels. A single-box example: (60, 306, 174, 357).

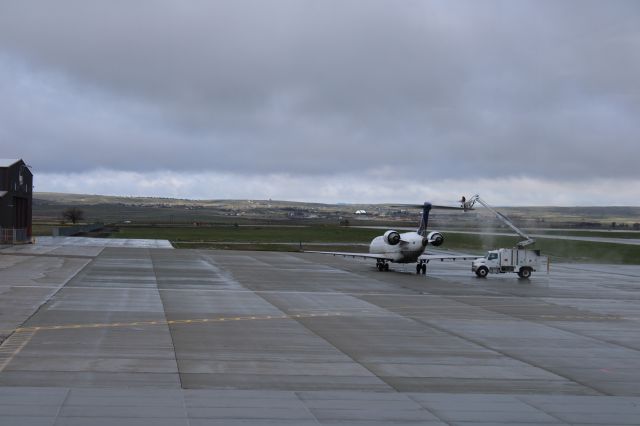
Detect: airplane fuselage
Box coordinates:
(369, 231, 427, 263)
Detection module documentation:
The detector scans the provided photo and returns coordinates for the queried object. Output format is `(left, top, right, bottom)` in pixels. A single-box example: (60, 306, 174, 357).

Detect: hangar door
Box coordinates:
(14, 197, 29, 229)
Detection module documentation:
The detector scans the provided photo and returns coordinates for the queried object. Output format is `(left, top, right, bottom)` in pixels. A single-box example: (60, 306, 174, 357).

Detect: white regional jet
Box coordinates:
(307, 202, 476, 274)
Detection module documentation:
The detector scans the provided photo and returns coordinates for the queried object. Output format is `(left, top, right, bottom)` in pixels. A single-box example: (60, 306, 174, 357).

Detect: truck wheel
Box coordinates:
(518, 268, 532, 279)
(476, 266, 488, 278)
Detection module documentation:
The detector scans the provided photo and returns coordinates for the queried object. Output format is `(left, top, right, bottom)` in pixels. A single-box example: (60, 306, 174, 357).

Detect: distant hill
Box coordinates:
(33, 192, 640, 229)
(34, 192, 336, 208)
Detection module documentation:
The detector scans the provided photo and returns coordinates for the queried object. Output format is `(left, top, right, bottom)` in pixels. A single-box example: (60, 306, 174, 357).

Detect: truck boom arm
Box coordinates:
(462, 195, 535, 247)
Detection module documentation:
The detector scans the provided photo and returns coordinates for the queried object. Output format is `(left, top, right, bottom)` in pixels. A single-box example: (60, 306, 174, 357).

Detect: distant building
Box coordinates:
(355, 210, 367, 215)
(0, 159, 33, 243)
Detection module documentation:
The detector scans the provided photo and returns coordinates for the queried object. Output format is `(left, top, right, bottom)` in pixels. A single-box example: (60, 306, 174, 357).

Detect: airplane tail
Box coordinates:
(417, 202, 432, 237)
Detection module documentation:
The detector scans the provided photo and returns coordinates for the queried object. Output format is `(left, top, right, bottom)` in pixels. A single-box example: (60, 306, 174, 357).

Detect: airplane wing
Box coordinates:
(419, 253, 478, 262)
(303, 251, 395, 261)
(305, 251, 478, 262)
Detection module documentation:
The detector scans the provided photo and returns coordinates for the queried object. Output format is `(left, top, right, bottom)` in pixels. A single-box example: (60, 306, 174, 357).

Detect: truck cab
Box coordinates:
(472, 250, 501, 277)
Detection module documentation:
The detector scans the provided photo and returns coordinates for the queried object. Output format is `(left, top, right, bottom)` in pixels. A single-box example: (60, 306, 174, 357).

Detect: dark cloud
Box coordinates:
(0, 0, 639, 183)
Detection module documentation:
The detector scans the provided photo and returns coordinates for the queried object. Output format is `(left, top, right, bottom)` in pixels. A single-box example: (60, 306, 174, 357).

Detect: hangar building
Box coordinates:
(0, 159, 33, 243)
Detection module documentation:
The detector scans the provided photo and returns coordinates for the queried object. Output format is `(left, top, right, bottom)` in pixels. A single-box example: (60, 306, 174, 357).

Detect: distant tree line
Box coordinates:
(611, 222, 640, 230)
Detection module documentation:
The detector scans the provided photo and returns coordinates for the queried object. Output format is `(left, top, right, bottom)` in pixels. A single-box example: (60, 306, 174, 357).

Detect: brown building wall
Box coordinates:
(0, 160, 33, 238)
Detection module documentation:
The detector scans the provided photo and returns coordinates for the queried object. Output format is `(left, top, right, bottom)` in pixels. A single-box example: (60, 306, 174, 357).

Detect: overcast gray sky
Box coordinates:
(1, 0, 638, 205)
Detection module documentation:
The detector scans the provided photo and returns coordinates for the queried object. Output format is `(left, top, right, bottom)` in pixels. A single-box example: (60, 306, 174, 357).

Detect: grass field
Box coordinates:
(108, 224, 640, 264)
(112, 224, 382, 244)
(32, 223, 57, 236)
(30, 193, 640, 264)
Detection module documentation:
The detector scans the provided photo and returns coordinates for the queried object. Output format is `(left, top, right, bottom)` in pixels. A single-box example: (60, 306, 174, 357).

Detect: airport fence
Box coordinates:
(0, 228, 30, 244)
(52, 223, 104, 237)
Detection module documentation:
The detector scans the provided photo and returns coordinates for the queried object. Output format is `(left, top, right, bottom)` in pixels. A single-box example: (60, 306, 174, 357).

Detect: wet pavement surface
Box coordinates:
(0, 242, 639, 425)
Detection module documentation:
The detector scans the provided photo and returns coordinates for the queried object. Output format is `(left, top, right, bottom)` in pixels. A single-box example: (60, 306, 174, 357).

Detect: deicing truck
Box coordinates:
(461, 195, 548, 279)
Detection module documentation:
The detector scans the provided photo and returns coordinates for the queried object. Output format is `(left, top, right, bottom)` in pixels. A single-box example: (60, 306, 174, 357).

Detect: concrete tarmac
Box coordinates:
(0, 241, 639, 425)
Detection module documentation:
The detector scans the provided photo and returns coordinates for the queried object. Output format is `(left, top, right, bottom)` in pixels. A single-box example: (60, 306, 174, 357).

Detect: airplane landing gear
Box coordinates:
(416, 261, 427, 275)
(376, 260, 390, 272)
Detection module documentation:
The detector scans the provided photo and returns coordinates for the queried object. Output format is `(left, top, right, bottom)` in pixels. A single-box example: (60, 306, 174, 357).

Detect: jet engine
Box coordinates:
(383, 230, 401, 245)
(427, 231, 444, 246)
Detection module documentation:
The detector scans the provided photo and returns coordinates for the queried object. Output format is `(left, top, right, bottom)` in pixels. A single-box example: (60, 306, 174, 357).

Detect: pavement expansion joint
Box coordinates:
(0, 329, 36, 372)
